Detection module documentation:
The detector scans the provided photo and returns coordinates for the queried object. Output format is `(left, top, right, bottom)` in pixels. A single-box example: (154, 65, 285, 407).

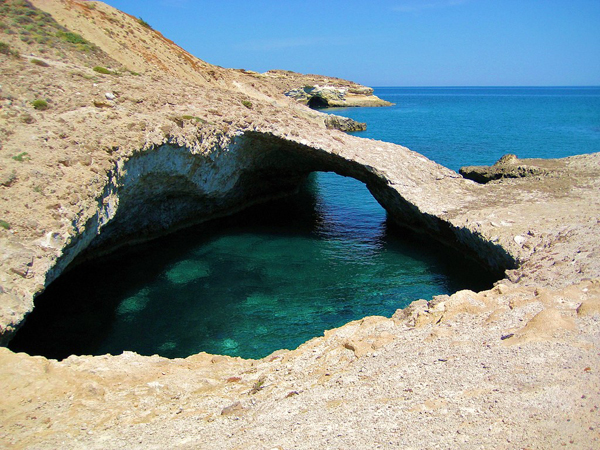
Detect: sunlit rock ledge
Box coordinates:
(254, 69, 393, 108)
(285, 84, 393, 108)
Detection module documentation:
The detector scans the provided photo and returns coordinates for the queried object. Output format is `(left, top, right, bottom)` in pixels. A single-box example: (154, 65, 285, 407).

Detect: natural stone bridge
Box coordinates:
(3, 119, 598, 346)
(1, 1, 598, 445)
(1, 119, 600, 341)
(47, 129, 513, 287)
(2, 122, 599, 447)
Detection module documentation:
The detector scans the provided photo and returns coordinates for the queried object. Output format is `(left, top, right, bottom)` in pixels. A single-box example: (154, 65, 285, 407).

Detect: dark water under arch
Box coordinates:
(9, 172, 495, 360)
(11, 86, 598, 360)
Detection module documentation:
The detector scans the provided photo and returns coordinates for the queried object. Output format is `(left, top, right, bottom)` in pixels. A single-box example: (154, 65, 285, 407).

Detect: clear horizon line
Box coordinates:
(370, 85, 600, 88)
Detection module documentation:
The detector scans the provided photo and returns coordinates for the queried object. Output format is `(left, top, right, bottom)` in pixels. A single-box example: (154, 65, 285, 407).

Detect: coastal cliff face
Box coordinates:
(1, 1, 599, 448)
(284, 83, 392, 108)
(263, 70, 393, 108)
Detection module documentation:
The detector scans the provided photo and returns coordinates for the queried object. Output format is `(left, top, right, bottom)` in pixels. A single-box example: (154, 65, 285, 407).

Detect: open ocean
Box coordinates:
(332, 86, 600, 170)
(9, 86, 600, 360)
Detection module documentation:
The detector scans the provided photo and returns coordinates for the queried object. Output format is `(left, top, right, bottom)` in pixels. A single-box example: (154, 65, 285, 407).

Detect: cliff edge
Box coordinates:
(261, 69, 393, 108)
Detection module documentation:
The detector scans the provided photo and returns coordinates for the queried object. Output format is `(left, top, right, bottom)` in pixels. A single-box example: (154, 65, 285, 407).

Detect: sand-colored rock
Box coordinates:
(459, 153, 558, 184)
(1, 1, 599, 449)
(507, 308, 576, 344)
(282, 80, 392, 108)
(577, 298, 600, 316)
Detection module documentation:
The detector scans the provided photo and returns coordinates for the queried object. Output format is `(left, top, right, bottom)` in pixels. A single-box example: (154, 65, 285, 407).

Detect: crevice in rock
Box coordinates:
(308, 96, 330, 109)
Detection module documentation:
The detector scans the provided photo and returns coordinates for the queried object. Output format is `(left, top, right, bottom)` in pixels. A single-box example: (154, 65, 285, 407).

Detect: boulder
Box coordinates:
(324, 114, 367, 132)
(459, 154, 550, 183)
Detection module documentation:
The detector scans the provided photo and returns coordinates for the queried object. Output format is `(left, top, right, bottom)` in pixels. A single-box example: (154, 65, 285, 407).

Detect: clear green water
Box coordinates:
(9, 173, 494, 360)
(16, 86, 594, 360)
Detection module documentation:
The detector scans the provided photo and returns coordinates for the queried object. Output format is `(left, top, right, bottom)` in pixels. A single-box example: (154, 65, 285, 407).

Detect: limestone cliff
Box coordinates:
(0, 1, 599, 449)
(284, 82, 391, 108)
(262, 69, 393, 107)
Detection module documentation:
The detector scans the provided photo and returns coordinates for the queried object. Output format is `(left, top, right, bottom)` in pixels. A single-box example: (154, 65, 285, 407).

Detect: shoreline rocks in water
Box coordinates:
(324, 114, 367, 131)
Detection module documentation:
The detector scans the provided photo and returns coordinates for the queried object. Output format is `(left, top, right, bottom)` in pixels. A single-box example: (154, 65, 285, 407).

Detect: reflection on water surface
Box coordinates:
(9, 172, 495, 359)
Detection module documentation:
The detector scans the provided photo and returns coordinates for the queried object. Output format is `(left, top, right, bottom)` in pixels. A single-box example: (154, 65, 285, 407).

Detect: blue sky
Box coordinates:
(102, 0, 600, 86)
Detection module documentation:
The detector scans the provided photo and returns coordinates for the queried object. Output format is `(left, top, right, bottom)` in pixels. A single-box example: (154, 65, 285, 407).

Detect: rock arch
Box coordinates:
(1, 128, 518, 344)
(53, 130, 514, 283)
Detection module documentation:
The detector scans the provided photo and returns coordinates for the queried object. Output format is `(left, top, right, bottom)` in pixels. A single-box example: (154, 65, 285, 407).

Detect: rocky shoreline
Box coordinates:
(1, 1, 599, 448)
(283, 82, 392, 108)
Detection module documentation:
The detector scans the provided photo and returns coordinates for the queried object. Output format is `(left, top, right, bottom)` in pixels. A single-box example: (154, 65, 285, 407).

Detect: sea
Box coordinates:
(9, 87, 600, 360)
(334, 86, 600, 171)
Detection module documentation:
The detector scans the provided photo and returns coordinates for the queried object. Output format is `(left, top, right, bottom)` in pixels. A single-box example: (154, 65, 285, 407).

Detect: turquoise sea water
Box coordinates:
(9, 173, 494, 360)
(332, 86, 600, 170)
(10, 87, 599, 360)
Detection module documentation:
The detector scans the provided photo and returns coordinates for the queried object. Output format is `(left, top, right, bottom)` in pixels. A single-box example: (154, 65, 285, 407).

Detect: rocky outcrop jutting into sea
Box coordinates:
(0, 1, 599, 448)
(259, 69, 393, 108)
(284, 83, 392, 108)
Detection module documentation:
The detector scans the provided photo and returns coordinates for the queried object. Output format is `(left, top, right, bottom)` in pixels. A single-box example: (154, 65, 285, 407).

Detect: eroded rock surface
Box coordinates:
(323, 114, 367, 131)
(459, 153, 556, 183)
(1, 1, 599, 449)
(283, 81, 392, 108)
(257, 69, 392, 108)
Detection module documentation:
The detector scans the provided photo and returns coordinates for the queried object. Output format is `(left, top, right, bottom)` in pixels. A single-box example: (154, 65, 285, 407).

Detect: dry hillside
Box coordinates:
(27, 0, 389, 105)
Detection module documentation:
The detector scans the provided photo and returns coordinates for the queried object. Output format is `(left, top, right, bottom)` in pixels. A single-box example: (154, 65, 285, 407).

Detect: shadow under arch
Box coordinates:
(51, 130, 513, 282)
(8, 169, 498, 360)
